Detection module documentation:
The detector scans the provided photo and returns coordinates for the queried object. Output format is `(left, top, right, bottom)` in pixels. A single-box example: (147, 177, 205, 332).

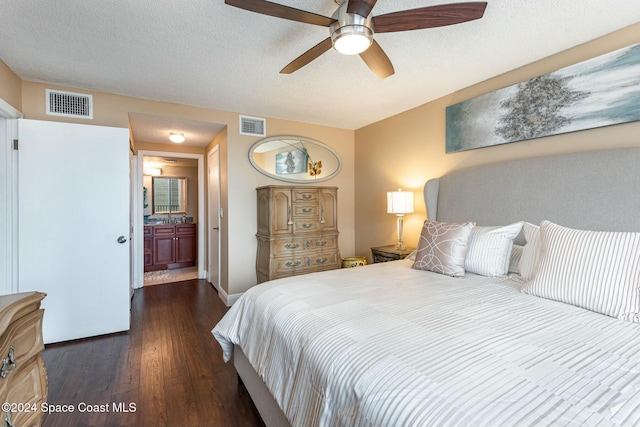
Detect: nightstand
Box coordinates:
(371, 245, 415, 263)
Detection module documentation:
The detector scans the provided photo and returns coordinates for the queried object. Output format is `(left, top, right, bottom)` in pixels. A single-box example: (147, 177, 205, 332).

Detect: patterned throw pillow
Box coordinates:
(412, 219, 475, 277)
(522, 220, 640, 322)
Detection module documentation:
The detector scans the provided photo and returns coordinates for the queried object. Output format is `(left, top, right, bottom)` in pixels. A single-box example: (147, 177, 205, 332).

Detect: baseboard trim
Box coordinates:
(217, 286, 243, 307)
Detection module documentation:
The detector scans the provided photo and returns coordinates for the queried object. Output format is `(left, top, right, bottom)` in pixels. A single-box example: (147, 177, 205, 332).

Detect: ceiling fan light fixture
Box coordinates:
(332, 25, 373, 55)
(169, 131, 185, 143)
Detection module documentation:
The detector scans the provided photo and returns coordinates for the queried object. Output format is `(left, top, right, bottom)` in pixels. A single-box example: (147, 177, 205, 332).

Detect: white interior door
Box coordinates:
(208, 147, 220, 290)
(18, 119, 130, 344)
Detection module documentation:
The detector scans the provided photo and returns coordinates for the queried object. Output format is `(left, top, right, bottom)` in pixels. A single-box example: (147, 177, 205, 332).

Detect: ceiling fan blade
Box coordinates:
(280, 38, 333, 74)
(374, 2, 487, 33)
(225, 0, 334, 27)
(359, 40, 394, 79)
(346, 0, 377, 18)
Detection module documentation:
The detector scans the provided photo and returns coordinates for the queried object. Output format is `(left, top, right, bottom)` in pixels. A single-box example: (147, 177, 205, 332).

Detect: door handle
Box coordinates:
(212, 227, 220, 230)
(117, 236, 127, 244)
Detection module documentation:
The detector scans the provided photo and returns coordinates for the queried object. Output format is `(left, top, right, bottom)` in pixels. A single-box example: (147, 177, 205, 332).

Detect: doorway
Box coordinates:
(135, 151, 205, 288)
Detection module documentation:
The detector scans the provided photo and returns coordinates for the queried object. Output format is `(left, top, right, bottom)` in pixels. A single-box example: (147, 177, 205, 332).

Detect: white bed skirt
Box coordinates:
(234, 344, 291, 427)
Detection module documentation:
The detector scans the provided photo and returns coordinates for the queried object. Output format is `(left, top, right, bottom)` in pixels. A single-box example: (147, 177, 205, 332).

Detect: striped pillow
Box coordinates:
(508, 244, 524, 275)
(522, 221, 640, 322)
(519, 222, 542, 281)
(465, 222, 523, 277)
(412, 220, 475, 277)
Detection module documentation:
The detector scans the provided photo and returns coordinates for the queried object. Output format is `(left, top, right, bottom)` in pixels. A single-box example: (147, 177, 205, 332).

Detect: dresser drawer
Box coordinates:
(272, 236, 338, 256)
(292, 219, 320, 233)
(292, 189, 319, 203)
(292, 204, 318, 217)
(271, 251, 340, 276)
(0, 309, 44, 394)
(1, 355, 47, 427)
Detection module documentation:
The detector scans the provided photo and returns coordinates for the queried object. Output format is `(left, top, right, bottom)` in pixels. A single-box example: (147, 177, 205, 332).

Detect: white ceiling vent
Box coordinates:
(239, 115, 266, 137)
(46, 89, 93, 119)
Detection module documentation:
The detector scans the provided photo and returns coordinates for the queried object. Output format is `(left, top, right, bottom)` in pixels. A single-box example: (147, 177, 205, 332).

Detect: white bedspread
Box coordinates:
(212, 260, 640, 427)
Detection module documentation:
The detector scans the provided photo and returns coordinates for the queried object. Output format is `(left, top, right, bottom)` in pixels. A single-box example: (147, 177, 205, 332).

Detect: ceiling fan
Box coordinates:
(225, 0, 488, 78)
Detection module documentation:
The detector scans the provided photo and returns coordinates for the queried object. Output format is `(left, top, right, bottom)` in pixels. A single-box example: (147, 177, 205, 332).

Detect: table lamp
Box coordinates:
(387, 188, 414, 249)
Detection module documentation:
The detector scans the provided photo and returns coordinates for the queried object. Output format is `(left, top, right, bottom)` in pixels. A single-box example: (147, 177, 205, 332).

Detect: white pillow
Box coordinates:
(464, 222, 523, 277)
(522, 220, 640, 322)
(519, 222, 541, 281)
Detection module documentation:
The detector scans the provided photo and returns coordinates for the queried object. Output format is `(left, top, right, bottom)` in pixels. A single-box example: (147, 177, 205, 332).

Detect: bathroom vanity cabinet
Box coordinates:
(144, 224, 197, 272)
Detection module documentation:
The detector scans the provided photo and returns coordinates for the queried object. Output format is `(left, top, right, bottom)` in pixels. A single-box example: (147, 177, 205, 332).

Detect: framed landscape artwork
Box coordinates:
(446, 42, 640, 153)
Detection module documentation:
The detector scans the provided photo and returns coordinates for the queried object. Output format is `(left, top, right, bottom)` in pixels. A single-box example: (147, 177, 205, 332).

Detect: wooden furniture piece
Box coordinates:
(256, 186, 340, 283)
(144, 224, 197, 272)
(371, 245, 415, 263)
(0, 291, 47, 427)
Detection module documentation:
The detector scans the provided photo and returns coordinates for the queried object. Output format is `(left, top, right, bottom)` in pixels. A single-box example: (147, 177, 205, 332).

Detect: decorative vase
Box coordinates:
(341, 256, 368, 268)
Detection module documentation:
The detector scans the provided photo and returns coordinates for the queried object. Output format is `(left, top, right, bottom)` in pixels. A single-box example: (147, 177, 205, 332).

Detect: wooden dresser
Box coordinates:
(0, 292, 47, 427)
(256, 186, 340, 283)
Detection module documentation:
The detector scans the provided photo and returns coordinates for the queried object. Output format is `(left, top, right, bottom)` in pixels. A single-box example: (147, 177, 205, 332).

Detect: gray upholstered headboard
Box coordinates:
(424, 148, 640, 235)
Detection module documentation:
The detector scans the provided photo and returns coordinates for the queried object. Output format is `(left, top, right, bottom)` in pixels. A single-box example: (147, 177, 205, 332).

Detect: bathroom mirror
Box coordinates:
(152, 177, 188, 214)
(249, 135, 342, 183)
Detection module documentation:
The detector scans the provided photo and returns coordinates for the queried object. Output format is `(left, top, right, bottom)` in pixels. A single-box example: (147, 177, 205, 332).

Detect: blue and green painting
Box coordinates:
(446, 42, 640, 153)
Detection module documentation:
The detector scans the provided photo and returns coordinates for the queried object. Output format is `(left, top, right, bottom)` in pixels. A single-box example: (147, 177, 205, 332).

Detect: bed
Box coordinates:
(213, 147, 640, 427)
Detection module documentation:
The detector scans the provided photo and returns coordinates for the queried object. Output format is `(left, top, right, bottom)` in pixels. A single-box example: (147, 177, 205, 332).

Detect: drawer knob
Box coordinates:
(1, 346, 16, 379)
(285, 261, 301, 268)
(302, 223, 313, 229)
(284, 243, 300, 250)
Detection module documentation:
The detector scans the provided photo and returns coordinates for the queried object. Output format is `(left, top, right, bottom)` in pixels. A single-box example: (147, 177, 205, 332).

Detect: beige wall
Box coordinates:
(354, 23, 640, 262)
(18, 81, 355, 296)
(0, 59, 21, 112)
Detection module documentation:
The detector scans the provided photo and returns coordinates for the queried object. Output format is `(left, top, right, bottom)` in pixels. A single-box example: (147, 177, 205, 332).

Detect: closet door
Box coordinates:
(18, 119, 130, 343)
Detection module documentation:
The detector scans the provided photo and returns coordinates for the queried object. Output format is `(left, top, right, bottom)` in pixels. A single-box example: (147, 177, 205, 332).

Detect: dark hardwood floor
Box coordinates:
(42, 280, 265, 427)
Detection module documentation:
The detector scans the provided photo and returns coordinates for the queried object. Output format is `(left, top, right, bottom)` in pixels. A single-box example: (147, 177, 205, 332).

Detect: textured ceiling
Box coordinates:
(129, 113, 225, 147)
(1, 0, 639, 136)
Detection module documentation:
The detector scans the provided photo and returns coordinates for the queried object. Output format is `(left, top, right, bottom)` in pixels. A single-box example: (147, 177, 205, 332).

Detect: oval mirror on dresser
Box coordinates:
(249, 136, 342, 183)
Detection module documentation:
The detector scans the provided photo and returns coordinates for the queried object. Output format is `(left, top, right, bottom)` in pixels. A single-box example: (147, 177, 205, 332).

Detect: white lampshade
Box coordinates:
(387, 189, 414, 215)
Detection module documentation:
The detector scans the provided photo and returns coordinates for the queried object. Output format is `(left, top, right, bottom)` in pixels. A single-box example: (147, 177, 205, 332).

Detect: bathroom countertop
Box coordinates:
(144, 222, 196, 226)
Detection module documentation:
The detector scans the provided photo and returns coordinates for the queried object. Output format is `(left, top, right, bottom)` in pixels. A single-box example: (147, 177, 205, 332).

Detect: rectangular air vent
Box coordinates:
(46, 89, 93, 119)
(239, 115, 266, 136)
